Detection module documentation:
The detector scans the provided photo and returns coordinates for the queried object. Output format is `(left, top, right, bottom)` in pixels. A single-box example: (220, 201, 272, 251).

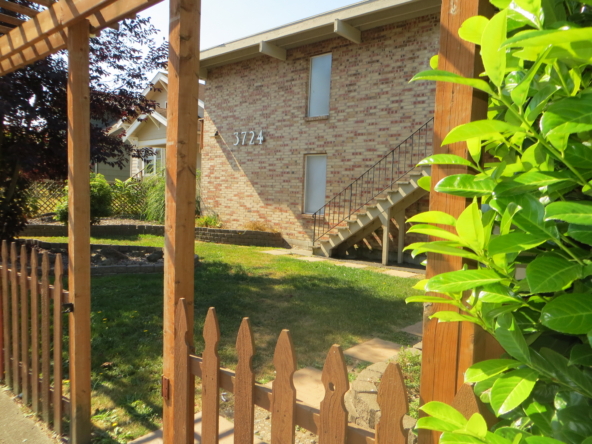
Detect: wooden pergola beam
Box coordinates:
(0, 0, 162, 75)
(27, 0, 56, 7)
(0, 0, 119, 61)
(0, 23, 13, 34)
(0, 1, 39, 19)
(0, 13, 25, 26)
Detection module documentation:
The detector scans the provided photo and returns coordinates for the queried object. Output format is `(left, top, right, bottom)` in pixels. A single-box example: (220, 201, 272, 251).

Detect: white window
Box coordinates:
(143, 148, 165, 176)
(308, 54, 332, 117)
(304, 154, 327, 214)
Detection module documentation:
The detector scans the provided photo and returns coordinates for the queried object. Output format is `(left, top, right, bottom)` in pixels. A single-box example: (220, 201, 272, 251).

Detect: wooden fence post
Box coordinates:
(235, 318, 255, 444)
(163, 0, 201, 443)
(67, 19, 92, 444)
(419, 2, 500, 444)
(319, 345, 349, 444)
(1, 240, 7, 386)
(271, 330, 296, 444)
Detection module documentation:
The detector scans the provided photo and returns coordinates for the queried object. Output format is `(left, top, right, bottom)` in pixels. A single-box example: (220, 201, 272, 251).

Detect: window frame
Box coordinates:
(307, 53, 333, 118)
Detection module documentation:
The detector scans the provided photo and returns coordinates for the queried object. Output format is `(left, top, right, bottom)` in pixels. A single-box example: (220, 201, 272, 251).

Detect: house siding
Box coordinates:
(202, 13, 439, 245)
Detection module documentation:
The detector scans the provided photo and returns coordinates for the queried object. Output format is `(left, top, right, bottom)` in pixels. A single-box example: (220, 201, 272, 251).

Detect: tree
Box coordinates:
(0, 0, 168, 239)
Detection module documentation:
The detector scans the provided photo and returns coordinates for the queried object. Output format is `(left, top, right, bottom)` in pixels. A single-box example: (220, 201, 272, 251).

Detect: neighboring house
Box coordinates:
(198, 0, 440, 260)
(123, 71, 205, 177)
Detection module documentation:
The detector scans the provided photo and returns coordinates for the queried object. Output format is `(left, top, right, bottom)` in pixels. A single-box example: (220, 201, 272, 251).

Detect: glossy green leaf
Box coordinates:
(500, 202, 521, 235)
(426, 269, 504, 293)
(430, 311, 481, 324)
(523, 401, 553, 436)
(406, 295, 459, 305)
(526, 255, 582, 293)
(439, 433, 487, 444)
(420, 402, 468, 428)
(569, 344, 592, 366)
(410, 70, 495, 95)
(464, 413, 487, 438)
(490, 368, 538, 415)
(491, 0, 511, 7)
(488, 232, 549, 255)
(496, 313, 531, 363)
(478, 291, 521, 304)
(418, 175, 431, 192)
(412, 279, 428, 290)
(406, 241, 481, 261)
(567, 224, 592, 246)
(494, 171, 575, 196)
(545, 201, 592, 225)
(563, 142, 592, 170)
(511, 46, 551, 107)
(407, 211, 457, 226)
(541, 96, 592, 138)
(497, 195, 559, 240)
(407, 224, 463, 243)
(416, 417, 459, 432)
(541, 293, 592, 334)
(429, 55, 438, 69)
(435, 175, 496, 198)
(524, 437, 566, 444)
(459, 16, 490, 45)
(481, 10, 508, 87)
(457, 201, 485, 253)
(442, 120, 525, 145)
(504, 27, 592, 48)
(525, 84, 560, 124)
(465, 359, 522, 383)
(466, 138, 482, 165)
(418, 154, 475, 167)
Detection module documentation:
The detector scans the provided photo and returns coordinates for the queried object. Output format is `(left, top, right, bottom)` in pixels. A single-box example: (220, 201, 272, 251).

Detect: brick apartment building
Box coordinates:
(199, 0, 440, 259)
(126, 0, 440, 262)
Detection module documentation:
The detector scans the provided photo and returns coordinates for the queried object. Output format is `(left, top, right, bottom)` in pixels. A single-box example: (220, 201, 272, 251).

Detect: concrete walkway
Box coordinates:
(0, 388, 56, 444)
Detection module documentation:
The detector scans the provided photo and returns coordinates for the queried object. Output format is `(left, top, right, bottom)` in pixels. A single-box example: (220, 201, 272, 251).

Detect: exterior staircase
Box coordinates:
(311, 119, 433, 263)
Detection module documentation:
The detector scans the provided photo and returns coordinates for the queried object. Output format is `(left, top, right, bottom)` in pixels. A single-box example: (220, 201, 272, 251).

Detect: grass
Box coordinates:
(29, 235, 423, 443)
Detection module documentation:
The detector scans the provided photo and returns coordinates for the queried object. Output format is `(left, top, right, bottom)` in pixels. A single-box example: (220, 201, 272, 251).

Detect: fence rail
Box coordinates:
(177, 301, 410, 444)
(0, 240, 70, 434)
(313, 118, 434, 244)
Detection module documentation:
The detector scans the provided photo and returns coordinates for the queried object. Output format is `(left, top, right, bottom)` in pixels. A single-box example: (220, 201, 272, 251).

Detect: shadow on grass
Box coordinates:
(83, 257, 421, 441)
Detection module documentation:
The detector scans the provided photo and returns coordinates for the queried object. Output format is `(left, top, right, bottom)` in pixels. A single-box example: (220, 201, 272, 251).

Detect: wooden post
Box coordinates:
(67, 19, 92, 444)
(394, 211, 405, 264)
(419, 1, 500, 444)
(163, 0, 201, 442)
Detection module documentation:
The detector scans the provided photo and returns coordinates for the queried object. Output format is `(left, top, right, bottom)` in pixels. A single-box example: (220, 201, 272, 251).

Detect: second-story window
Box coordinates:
(308, 53, 332, 117)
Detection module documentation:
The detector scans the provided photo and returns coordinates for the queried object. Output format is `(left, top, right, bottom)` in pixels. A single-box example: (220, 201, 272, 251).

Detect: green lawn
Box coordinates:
(30, 236, 423, 443)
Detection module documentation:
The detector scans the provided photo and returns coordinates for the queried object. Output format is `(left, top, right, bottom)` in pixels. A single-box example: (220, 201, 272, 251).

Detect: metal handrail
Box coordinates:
(312, 118, 434, 244)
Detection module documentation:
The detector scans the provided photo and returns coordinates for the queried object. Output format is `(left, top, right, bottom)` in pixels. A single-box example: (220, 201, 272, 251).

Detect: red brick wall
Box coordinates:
(202, 13, 439, 247)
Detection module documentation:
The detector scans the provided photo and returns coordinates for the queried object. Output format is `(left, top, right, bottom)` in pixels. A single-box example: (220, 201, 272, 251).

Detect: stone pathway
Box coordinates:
(261, 249, 424, 278)
(0, 388, 57, 444)
(401, 320, 423, 337)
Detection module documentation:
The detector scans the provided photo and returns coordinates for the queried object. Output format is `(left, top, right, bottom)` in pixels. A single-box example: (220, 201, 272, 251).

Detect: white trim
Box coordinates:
(123, 114, 147, 141)
(142, 71, 169, 96)
(136, 138, 167, 148)
(152, 111, 168, 127)
(148, 115, 161, 129)
(259, 41, 286, 61)
(334, 19, 361, 44)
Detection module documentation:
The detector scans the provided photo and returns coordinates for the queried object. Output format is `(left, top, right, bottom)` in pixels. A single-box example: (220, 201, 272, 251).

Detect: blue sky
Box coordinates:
(140, 0, 363, 50)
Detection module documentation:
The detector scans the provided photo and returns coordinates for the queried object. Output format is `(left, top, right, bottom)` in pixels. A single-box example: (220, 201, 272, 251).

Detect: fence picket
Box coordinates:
(1, 240, 8, 385)
(53, 254, 63, 434)
(319, 345, 349, 444)
(20, 245, 30, 405)
(234, 318, 255, 444)
(173, 298, 191, 442)
(452, 383, 481, 419)
(376, 363, 408, 444)
(41, 252, 51, 424)
(202, 307, 220, 444)
(30, 248, 40, 414)
(10, 243, 20, 394)
(271, 329, 296, 444)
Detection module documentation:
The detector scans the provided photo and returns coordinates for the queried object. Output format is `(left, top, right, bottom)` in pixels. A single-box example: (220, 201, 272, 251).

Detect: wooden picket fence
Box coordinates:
(176, 300, 414, 444)
(0, 240, 69, 434)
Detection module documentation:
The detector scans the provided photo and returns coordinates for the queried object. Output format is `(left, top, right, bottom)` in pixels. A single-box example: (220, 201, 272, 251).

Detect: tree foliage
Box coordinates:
(0, 0, 168, 239)
(407, 1, 592, 443)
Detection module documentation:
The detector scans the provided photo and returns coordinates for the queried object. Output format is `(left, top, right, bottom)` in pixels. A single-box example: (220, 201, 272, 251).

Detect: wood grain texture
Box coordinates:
(419, 2, 494, 444)
(19, 245, 29, 405)
(271, 329, 297, 444)
(235, 318, 255, 444)
(41, 252, 51, 424)
(30, 249, 40, 414)
(173, 298, 191, 442)
(162, 0, 200, 442)
(376, 363, 408, 444)
(53, 254, 64, 434)
(0, 240, 7, 385)
(10, 243, 19, 394)
(202, 308, 220, 444)
(67, 19, 92, 444)
(0, 0, 39, 18)
(319, 345, 349, 444)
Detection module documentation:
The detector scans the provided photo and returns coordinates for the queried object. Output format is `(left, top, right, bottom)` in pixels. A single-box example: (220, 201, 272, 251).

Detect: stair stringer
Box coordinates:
(312, 166, 430, 258)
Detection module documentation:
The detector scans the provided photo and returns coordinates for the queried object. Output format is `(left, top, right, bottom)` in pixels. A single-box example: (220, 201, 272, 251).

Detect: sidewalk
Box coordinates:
(0, 388, 56, 444)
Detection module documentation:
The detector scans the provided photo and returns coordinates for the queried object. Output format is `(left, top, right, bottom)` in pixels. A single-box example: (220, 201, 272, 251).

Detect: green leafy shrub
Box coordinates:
(406, 1, 592, 443)
(111, 177, 146, 217)
(54, 173, 112, 225)
(195, 214, 221, 228)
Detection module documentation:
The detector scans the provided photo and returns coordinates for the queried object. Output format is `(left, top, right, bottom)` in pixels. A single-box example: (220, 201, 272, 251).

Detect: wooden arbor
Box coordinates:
(0, 0, 200, 443)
